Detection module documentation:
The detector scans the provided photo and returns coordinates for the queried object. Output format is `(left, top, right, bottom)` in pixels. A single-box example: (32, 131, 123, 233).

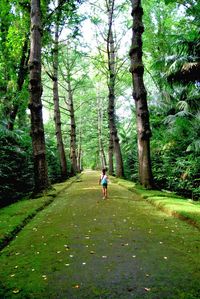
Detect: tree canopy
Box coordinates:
(0, 0, 199, 204)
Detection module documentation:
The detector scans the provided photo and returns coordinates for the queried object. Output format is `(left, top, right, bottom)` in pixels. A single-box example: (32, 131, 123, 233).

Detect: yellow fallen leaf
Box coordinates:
(13, 289, 20, 294)
(73, 284, 80, 289)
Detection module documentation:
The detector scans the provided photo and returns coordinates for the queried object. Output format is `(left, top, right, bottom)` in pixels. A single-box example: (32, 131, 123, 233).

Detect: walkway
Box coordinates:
(0, 171, 200, 298)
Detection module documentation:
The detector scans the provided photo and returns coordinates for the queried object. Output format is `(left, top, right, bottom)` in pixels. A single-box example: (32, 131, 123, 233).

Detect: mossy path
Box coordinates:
(0, 170, 200, 298)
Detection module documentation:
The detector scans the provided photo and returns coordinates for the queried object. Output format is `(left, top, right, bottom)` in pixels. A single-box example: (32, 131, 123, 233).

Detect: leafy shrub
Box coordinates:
(0, 128, 34, 206)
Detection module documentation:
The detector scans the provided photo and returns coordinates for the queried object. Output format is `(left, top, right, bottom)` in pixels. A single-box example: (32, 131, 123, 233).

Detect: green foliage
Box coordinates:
(45, 134, 63, 183)
(150, 108, 200, 199)
(0, 0, 199, 204)
(0, 128, 34, 205)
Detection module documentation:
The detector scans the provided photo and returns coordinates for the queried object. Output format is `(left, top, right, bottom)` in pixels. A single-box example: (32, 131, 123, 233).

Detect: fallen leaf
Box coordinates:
(144, 288, 151, 292)
(164, 256, 168, 260)
(42, 275, 47, 280)
(13, 289, 20, 294)
(73, 284, 80, 289)
(102, 256, 107, 259)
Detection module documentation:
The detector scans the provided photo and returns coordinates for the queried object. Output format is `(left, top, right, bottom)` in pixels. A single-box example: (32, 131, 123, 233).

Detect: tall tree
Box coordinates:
(67, 75, 77, 176)
(52, 1, 68, 180)
(77, 116, 83, 172)
(129, 0, 154, 188)
(97, 95, 107, 169)
(106, 0, 124, 177)
(29, 0, 49, 193)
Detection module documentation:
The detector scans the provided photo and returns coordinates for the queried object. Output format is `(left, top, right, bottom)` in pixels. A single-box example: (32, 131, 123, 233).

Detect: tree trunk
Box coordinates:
(77, 119, 82, 173)
(107, 0, 124, 177)
(28, 0, 49, 193)
(7, 37, 29, 130)
(108, 134, 114, 175)
(97, 97, 107, 169)
(129, 0, 154, 188)
(53, 21, 68, 180)
(68, 80, 77, 176)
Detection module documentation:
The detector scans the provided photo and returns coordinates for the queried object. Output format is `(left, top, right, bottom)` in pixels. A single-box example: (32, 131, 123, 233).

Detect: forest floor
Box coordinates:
(0, 170, 200, 299)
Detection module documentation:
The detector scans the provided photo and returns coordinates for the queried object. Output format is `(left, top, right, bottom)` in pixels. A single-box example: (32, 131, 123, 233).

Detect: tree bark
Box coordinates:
(28, 0, 49, 193)
(97, 97, 107, 169)
(129, 0, 154, 188)
(77, 119, 82, 173)
(53, 21, 68, 180)
(108, 134, 114, 175)
(107, 0, 124, 177)
(67, 80, 77, 176)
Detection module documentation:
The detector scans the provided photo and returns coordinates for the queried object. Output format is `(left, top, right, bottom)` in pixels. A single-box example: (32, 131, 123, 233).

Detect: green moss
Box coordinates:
(115, 177, 200, 229)
(0, 176, 77, 250)
(0, 171, 200, 298)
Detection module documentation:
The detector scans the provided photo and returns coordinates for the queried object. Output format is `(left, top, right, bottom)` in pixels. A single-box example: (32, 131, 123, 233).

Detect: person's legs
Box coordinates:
(102, 186, 107, 199)
(104, 185, 107, 198)
(102, 186, 105, 198)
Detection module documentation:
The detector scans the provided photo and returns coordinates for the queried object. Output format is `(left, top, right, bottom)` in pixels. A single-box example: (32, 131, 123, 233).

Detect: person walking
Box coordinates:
(99, 168, 108, 199)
